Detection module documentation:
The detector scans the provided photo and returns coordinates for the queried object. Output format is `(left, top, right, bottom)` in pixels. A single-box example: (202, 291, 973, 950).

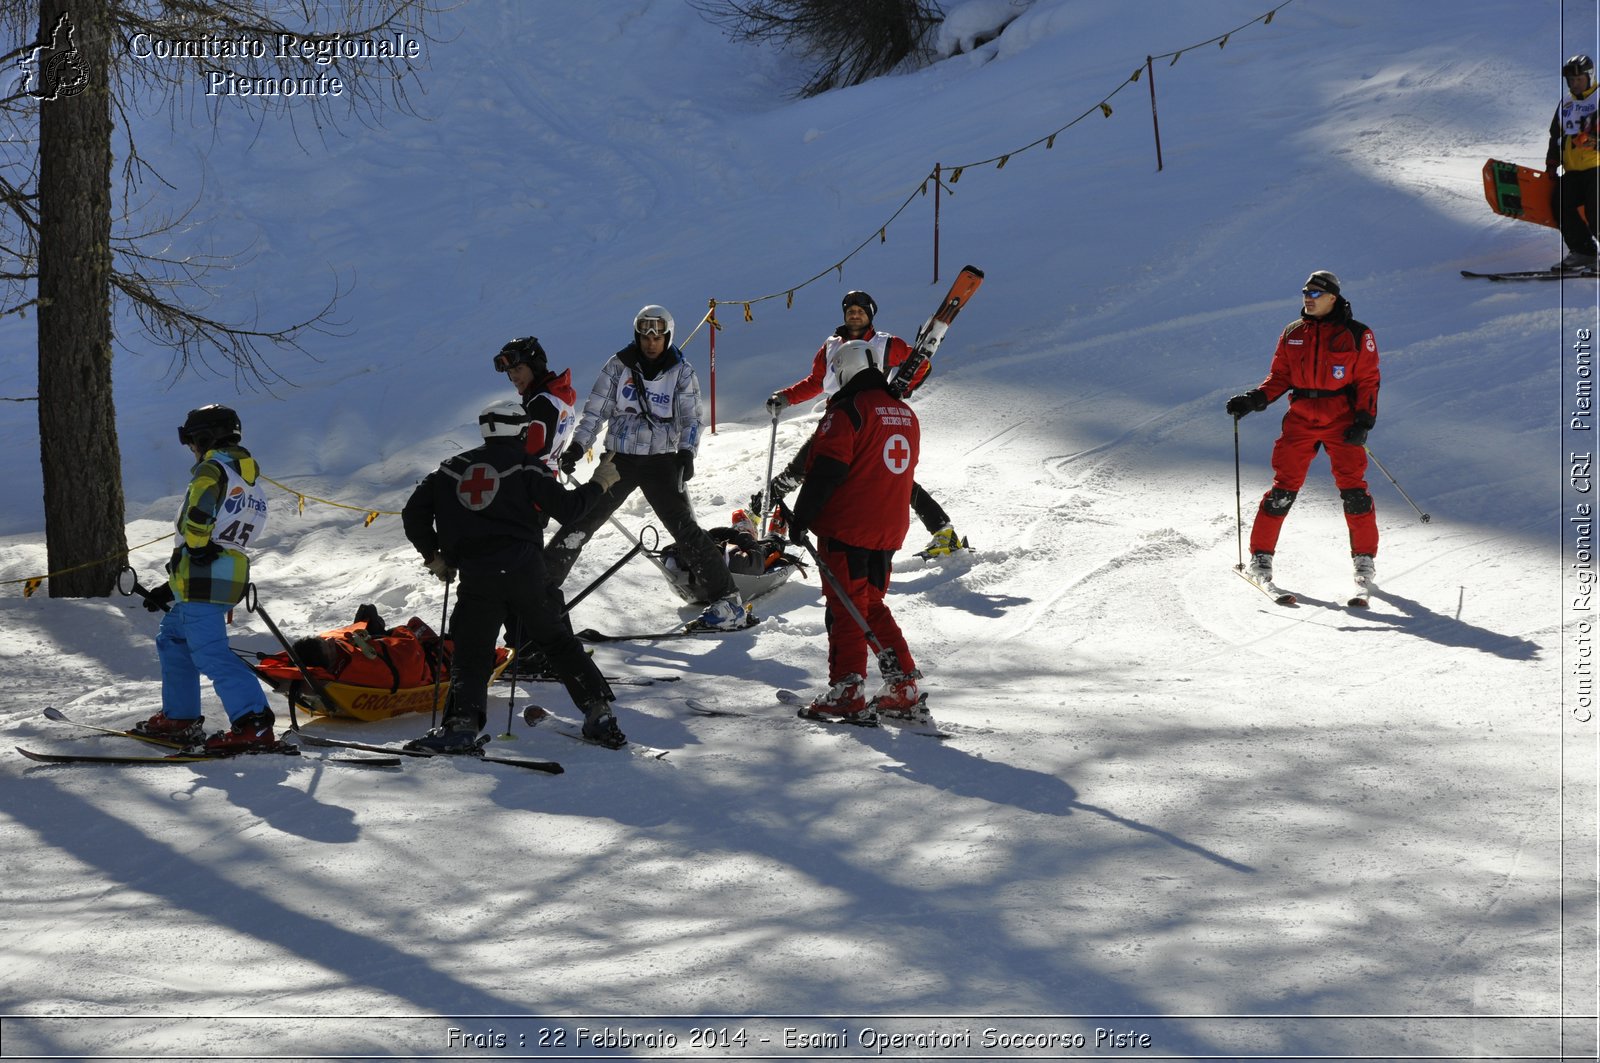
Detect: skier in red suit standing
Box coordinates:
(786, 339, 924, 722)
(1227, 270, 1381, 589)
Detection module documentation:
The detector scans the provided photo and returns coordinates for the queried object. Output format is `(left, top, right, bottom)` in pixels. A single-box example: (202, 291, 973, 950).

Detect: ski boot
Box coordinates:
(801, 674, 877, 725)
(202, 709, 278, 754)
(696, 593, 748, 631)
(133, 711, 206, 745)
(918, 524, 968, 558)
(404, 717, 485, 754)
(869, 669, 927, 721)
(581, 701, 628, 749)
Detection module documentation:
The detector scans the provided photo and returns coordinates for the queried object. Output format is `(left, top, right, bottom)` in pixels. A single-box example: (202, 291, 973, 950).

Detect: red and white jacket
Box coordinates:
(776, 327, 925, 406)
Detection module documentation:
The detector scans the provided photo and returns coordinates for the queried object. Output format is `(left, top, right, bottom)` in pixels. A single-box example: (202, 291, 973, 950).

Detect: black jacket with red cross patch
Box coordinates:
(792, 368, 920, 551)
(402, 437, 602, 565)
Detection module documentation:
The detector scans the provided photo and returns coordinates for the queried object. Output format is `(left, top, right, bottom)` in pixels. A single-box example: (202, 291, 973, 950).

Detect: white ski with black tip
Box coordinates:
(1234, 566, 1296, 606)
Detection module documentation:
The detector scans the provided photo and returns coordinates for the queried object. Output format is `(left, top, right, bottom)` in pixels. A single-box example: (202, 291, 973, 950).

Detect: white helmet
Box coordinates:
(634, 304, 675, 344)
(830, 339, 879, 386)
(478, 399, 529, 441)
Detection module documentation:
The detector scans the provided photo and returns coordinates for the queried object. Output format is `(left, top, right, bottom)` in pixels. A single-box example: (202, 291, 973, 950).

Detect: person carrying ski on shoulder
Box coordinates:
(1547, 54, 1600, 271)
(548, 305, 749, 631)
(1227, 271, 1380, 589)
(762, 289, 965, 558)
(494, 335, 581, 674)
(786, 340, 924, 722)
(132, 405, 276, 753)
(402, 400, 629, 750)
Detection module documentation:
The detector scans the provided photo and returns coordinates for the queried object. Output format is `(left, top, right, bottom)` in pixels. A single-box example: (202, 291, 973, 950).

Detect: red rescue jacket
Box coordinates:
(795, 371, 919, 550)
(1256, 302, 1379, 429)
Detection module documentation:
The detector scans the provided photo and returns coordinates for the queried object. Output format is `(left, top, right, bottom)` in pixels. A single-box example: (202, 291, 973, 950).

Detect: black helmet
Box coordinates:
(178, 404, 241, 448)
(493, 336, 548, 375)
(1563, 54, 1594, 79)
(841, 290, 877, 320)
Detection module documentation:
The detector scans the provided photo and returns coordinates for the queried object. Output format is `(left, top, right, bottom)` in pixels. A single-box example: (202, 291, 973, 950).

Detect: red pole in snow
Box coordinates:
(707, 301, 717, 433)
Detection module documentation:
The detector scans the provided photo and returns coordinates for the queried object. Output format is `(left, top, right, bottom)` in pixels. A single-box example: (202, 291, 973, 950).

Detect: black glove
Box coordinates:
(1226, 389, 1269, 418)
(144, 582, 175, 613)
(188, 541, 221, 565)
(677, 449, 695, 483)
(559, 441, 585, 475)
(777, 502, 805, 545)
(1343, 412, 1375, 447)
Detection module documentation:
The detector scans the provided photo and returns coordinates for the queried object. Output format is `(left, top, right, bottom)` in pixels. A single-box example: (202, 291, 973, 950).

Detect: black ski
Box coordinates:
(519, 705, 669, 759)
(575, 614, 762, 643)
(498, 672, 680, 686)
(16, 745, 310, 765)
(1460, 268, 1599, 280)
(36, 706, 399, 766)
(294, 731, 563, 774)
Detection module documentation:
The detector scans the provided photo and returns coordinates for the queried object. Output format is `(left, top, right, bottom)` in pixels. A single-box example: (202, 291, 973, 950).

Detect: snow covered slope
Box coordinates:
(1, 1, 1595, 1059)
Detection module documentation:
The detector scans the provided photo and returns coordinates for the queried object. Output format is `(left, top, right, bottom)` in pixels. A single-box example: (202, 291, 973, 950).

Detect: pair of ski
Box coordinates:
(17, 707, 398, 768)
(687, 690, 954, 740)
(1234, 567, 1371, 609)
(21, 706, 564, 774)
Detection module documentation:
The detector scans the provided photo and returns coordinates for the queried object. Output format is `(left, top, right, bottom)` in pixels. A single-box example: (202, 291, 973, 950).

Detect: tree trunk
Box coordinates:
(37, 0, 125, 598)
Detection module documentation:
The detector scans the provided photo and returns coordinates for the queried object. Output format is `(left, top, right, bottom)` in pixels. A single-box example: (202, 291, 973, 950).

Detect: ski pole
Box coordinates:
(1232, 417, 1244, 568)
(430, 575, 451, 728)
(757, 407, 780, 537)
(1364, 446, 1432, 523)
(500, 617, 519, 741)
(116, 565, 171, 612)
(563, 539, 645, 615)
(244, 584, 326, 735)
(782, 509, 900, 674)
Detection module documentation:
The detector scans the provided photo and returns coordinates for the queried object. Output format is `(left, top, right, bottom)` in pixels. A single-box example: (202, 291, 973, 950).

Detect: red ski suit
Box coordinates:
(1248, 306, 1381, 557)
(792, 372, 920, 683)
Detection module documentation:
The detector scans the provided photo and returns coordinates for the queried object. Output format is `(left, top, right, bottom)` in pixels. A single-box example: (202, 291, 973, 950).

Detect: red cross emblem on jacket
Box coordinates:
(456, 463, 500, 510)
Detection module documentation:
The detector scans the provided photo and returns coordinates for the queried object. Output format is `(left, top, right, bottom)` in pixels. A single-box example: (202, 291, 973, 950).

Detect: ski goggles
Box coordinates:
(1301, 287, 1334, 299)
(635, 317, 669, 338)
(492, 350, 525, 372)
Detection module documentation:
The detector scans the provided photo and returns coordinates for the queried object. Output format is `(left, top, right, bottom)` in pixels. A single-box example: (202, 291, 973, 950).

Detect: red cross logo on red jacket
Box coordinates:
(457, 463, 500, 510)
(882, 434, 912, 475)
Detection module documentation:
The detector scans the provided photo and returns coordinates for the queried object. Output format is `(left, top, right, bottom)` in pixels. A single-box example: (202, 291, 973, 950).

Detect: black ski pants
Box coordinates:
(449, 542, 612, 730)
(545, 452, 737, 602)
(1554, 165, 1600, 255)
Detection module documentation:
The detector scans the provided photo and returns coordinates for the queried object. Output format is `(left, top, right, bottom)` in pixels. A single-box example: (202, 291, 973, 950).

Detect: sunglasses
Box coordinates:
(636, 317, 669, 338)
(1301, 287, 1333, 299)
